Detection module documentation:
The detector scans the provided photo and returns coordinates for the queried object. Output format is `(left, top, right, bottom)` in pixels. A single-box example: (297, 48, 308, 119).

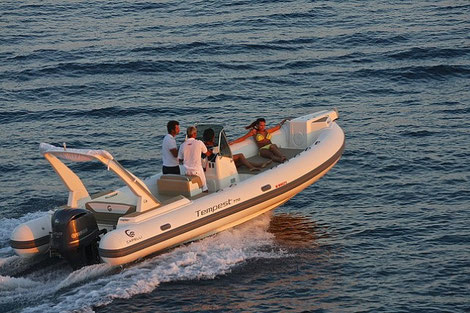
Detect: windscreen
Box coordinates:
(195, 124, 232, 158)
(218, 130, 232, 158)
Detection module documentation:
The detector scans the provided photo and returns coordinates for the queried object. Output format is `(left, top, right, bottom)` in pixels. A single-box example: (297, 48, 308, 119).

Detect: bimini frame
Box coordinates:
(39, 143, 160, 212)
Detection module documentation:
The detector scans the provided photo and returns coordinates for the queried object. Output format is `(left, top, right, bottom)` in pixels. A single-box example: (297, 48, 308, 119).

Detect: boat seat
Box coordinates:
(157, 174, 203, 197)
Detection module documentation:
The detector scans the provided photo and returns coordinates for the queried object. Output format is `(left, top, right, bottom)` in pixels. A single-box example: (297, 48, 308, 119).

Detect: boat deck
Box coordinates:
(155, 148, 303, 202)
(236, 148, 303, 174)
(94, 148, 304, 226)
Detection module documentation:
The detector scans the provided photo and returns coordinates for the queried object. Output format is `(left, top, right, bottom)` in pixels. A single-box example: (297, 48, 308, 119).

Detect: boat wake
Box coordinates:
(0, 211, 286, 313)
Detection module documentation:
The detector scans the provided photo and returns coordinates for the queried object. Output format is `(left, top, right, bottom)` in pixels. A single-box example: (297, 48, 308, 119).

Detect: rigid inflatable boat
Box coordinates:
(10, 109, 345, 268)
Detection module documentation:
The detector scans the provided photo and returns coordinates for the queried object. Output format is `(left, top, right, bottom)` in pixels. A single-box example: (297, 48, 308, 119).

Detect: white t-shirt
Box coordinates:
(178, 138, 207, 171)
(162, 134, 178, 167)
(178, 138, 208, 191)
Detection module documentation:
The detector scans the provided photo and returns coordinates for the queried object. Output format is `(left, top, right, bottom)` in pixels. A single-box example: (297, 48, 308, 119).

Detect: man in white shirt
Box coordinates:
(178, 126, 208, 191)
(162, 120, 180, 174)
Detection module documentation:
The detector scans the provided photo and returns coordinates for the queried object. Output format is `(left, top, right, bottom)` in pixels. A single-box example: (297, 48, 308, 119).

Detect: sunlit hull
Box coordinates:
(10, 109, 345, 267)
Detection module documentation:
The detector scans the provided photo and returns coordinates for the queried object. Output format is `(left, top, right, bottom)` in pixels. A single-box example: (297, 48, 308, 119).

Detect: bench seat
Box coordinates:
(157, 174, 203, 197)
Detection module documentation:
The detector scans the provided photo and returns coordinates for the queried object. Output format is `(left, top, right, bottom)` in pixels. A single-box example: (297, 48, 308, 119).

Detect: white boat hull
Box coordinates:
(10, 213, 52, 257)
(99, 126, 344, 265)
(10, 109, 345, 267)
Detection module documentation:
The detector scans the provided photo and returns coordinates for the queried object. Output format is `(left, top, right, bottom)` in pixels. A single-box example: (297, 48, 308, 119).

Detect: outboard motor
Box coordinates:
(51, 208, 102, 269)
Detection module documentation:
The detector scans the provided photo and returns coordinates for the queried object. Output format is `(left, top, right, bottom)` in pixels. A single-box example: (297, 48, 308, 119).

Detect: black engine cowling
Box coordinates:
(51, 208, 102, 269)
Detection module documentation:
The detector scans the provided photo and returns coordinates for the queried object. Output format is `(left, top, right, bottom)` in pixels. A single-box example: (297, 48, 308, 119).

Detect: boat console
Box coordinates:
(196, 124, 239, 192)
(205, 153, 238, 192)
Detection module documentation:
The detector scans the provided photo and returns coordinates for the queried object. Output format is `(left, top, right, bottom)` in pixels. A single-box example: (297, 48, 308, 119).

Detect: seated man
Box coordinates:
(202, 128, 218, 162)
(203, 128, 270, 172)
(178, 126, 208, 191)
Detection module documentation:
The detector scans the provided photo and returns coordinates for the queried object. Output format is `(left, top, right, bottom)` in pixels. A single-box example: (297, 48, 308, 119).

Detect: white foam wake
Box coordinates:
(0, 275, 41, 291)
(12, 213, 285, 313)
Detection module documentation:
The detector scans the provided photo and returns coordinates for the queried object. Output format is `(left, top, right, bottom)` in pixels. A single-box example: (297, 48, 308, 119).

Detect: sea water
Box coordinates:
(1, 1, 469, 312)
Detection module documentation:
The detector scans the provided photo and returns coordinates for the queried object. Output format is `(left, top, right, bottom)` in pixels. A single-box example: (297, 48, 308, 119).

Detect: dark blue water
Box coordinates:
(1, 1, 469, 312)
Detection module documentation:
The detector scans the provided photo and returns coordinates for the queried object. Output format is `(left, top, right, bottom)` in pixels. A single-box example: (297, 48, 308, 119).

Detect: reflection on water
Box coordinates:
(268, 213, 329, 248)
